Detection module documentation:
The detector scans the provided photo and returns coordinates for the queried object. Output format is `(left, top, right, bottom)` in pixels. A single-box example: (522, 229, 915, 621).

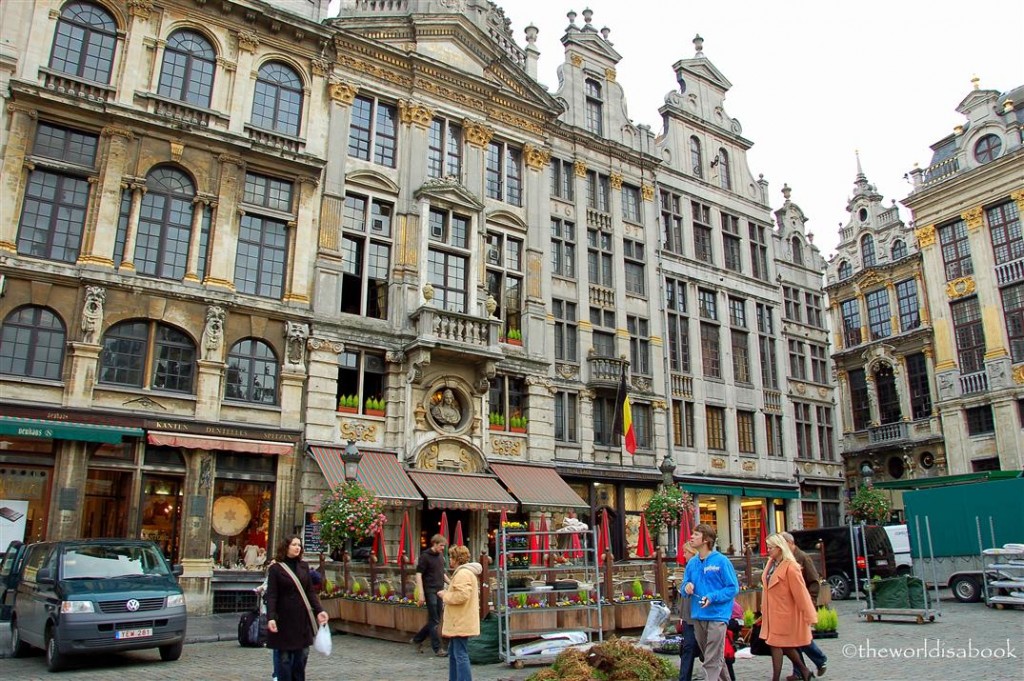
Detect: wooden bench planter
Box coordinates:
(338, 599, 366, 624)
(365, 602, 396, 628)
(320, 598, 343, 620)
(394, 606, 428, 633)
(557, 607, 599, 629)
(614, 600, 652, 629)
(507, 609, 557, 632)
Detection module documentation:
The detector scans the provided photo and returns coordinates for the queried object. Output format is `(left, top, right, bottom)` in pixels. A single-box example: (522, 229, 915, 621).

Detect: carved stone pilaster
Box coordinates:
(574, 160, 587, 177)
(463, 119, 493, 148)
(127, 0, 153, 18)
(962, 206, 985, 231)
(307, 337, 344, 354)
(311, 57, 331, 77)
(385, 351, 406, 364)
(915, 225, 936, 248)
(641, 183, 654, 202)
(284, 322, 309, 369)
(237, 30, 260, 52)
(328, 80, 358, 105)
(570, 54, 583, 67)
(609, 172, 623, 190)
(101, 125, 135, 141)
(604, 68, 616, 82)
(523, 144, 551, 171)
(399, 100, 434, 128)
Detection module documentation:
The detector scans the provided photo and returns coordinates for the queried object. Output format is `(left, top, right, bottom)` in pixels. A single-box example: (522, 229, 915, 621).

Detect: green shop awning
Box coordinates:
(873, 470, 1022, 490)
(0, 416, 143, 444)
(743, 486, 800, 500)
(681, 483, 741, 496)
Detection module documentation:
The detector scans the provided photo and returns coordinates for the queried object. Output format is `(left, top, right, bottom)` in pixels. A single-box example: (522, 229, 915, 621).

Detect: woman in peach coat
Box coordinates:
(759, 533, 818, 681)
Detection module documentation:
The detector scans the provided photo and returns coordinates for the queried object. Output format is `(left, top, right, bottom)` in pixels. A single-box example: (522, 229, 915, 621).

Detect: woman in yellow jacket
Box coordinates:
(438, 544, 481, 681)
(759, 533, 818, 681)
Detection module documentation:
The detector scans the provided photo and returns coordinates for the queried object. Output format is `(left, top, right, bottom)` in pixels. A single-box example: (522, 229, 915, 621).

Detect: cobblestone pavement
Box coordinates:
(0, 592, 1020, 680)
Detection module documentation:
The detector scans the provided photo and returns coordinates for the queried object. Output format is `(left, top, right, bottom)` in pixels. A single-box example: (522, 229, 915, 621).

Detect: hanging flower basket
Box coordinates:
(316, 481, 387, 551)
(643, 485, 695, 533)
(848, 486, 891, 523)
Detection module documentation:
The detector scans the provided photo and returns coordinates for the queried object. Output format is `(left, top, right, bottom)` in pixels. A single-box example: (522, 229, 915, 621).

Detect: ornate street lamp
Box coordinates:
(860, 461, 875, 488)
(342, 439, 362, 482)
(659, 454, 676, 557)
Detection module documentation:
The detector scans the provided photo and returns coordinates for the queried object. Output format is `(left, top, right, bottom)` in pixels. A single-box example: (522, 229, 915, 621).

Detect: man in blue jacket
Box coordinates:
(682, 523, 739, 681)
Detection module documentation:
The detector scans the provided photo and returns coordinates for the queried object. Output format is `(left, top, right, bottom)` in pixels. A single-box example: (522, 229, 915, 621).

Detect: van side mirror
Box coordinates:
(172, 564, 183, 577)
(35, 568, 54, 585)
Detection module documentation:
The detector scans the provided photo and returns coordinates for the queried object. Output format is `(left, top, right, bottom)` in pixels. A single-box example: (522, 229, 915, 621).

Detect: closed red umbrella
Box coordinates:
(759, 504, 769, 556)
(397, 510, 410, 565)
(439, 511, 450, 545)
(529, 520, 541, 565)
(635, 513, 654, 558)
(453, 520, 464, 547)
(538, 514, 550, 562)
(373, 523, 388, 564)
(596, 509, 613, 562)
(677, 509, 694, 566)
(571, 530, 583, 559)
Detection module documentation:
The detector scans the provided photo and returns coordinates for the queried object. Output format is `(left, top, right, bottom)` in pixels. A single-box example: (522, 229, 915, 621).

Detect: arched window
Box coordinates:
(861, 234, 876, 267)
(690, 136, 703, 177)
(838, 260, 852, 280)
(99, 320, 196, 393)
(157, 29, 215, 107)
(584, 79, 603, 135)
(891, 239, 907, 260)
(718, 148, 731, 189)
(49, 1, 117, 83)
(135, 167, 195, 280)
(225, 338, 279, 405)
(791, 236, 804, 266)
(251, 61, 303, 136)
(0, 306, 66, 380)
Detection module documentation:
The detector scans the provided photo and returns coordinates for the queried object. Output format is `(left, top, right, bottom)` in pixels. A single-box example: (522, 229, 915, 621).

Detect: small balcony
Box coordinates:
(244, 124, 306, 155)
(763, 390, 782, 413)
(40, 68, 114, 102)
(960, 370, 989, 395)
(868, 421, 908, 443)
(670, 373, 693, 399)
(995, 257, 1024, 286)
(405, 305, 502, 362)
(587, 354, 628, 390)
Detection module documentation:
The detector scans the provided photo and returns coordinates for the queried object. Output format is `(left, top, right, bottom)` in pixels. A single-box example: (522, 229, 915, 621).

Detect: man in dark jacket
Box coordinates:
(784, 532, 828, 679)
(412, 534, 448, 656)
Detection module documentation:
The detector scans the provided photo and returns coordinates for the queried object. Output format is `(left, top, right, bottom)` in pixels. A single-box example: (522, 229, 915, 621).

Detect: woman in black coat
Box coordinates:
(266, 535, 328, 681)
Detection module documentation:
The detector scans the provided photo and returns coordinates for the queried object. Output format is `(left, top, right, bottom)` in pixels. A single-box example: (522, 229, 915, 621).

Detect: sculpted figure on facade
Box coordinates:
(285, 321, 309, 368)
(80, 286, 105, 344)
(201, 306, 225, 360)
(431, 388, 462, 428)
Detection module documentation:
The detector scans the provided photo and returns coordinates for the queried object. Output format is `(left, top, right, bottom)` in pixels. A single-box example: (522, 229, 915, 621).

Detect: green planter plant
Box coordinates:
(813, 606, 839, 639)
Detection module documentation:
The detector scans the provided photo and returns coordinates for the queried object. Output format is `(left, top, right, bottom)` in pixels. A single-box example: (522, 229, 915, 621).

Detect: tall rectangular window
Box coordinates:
(550, 158, 575, 201)
(627, 315, 651, 376)
(348, 96, 397, 167)
(1002, 283, 1024, 363)
(553, 299, 578, 362)
(622, 184, 642, 223)
(788, 340, 807, 380)
(731, 330, 750, 384)
(784, 286, 802, 323)
(666, 278, 690, 374)
(728, 297, 746, 328)
(17, 123, 98, 263)
(623, 239, 646, 295)
(672, 399, 695, 448)
(632, 403, 652, 450)
(794, 401, 813, 459)
(806, 293, 824, 328)
(810, 344, 828, 384)
(551, 218, 576, 279)
(590, 308, 616, 357)
(693, 201, 712, 263)
(485, 231, 524, 339)
(765, 414, 783, 457)
(698, 288, 718, 320)
(841, 299, 862, 347)
(235, 172, 291, 299)
(706, 406, 726, 450)
(554, 391, 578, 443)
(866, 288, 892, 340)
(700, 323, 721, 378)
(662, 190, 684, 255)
(586, 171, 610, 213)
(749, 222, 770, 281)
(585, 78, 603, 135)
(938, 218, 973, 281)
(816, 405, 835, 461)
(906, 352, 932, 420)
(896, 279, 920, 332)
(488, 374, 527, 427)
(340, 193, 392, 318)
(965, 405, 994, 436)
(951, 297, 985, 373)
(849, 368, 870, 430)
(485, 141, 522, 205)
(722, 212, 742, 272)
(427, 118, 462, 179)
(988, 200, 1022, 265)
(757, 303, 778, 389)
(587, 228, 614, 286)
(427, 208, 470, 313)
(737, 411, 755, 453)
(592, 395, 618, 446)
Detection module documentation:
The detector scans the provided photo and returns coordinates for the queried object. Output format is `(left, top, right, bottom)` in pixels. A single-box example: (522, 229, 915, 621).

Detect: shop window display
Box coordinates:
(0, 465, 51, 545)
(211, 479, 272, 570)
(140, 476, 183, 561)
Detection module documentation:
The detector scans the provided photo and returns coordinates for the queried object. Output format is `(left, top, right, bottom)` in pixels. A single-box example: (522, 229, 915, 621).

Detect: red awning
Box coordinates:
(146, 431, 293, 455)
(490, 462, 589, 511)
(407, 470, 518, 512)
(307, 447, 422, 507)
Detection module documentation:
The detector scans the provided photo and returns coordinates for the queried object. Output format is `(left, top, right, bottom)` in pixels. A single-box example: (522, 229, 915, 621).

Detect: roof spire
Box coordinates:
(693, 34, 704, 57)
(855, 149, 865, 182)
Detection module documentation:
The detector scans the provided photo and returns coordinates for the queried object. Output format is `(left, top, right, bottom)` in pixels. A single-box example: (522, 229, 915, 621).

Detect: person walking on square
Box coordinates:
(265, 536, 329, 681)
(759, 533, 818, 681)
(675, 541, 704, 681)
(439, 544, 481, 681)
(783, 532, 828, 679)
(682, 524, 739, 681)
(412, 534, 448, 656)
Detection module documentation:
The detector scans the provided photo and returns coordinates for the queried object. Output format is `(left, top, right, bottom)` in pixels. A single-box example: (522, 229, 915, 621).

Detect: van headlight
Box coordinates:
(166, 594, 186, 608)
(60, 600, 94, 614)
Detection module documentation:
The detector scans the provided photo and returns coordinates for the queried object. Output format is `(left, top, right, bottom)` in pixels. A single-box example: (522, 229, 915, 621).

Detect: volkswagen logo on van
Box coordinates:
(126, 599, 140, 612)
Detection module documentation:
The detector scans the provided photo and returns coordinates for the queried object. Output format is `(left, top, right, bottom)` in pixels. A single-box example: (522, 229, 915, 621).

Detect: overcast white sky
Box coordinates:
(331, 0, 1023, 260)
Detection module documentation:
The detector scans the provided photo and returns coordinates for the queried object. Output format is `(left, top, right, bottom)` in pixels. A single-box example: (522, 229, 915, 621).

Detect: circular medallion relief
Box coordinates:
(427, 385, 469, 433)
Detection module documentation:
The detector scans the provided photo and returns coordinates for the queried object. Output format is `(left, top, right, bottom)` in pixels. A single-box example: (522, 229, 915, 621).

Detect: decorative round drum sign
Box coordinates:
(211, 496, 252, 537)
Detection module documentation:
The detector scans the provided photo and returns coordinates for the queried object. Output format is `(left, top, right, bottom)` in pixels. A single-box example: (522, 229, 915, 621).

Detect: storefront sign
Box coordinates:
(0, 416, 143, 444)
(144, 420, 300, 443)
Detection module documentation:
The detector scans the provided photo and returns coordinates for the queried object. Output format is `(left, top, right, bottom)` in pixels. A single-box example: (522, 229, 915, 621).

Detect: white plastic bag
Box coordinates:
(313, 623, 332, 656)
(639, 600, 671, 644)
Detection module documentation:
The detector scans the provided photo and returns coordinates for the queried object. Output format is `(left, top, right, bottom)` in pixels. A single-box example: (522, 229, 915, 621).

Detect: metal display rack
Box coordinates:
(495, 525, 603, 668)
(859, 520, 938, 624)
(982, 546, 1024, 609)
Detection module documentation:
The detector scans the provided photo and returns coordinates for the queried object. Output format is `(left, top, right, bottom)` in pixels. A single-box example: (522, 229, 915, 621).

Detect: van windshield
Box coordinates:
(61, 544, 171, 579)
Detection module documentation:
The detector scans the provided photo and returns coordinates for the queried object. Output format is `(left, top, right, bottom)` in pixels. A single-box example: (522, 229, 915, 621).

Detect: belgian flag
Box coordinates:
(612, 369, 637, 455)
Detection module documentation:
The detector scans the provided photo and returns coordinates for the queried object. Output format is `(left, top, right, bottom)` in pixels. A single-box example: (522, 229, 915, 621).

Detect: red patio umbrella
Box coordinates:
(453, 520, 464, 547)
(439, 511, 450, 545)
(538, 514, 550, 562)
(635, 513, 654, 558)
(372, 523, 388, 564)
(677, 509, 694, 566)
(397, 510, 410, 565)
(529, 520, 542, 565)
(596, 509, 613, 562)
(759, 504, 769, 556)
(571, 531, 584, 560)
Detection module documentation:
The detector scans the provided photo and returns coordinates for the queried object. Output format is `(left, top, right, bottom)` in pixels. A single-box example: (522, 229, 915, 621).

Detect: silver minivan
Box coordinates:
(8, 539, 187, 672)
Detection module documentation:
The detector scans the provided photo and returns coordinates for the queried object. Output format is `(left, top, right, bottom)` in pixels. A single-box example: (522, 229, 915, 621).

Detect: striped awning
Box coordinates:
(407, 470, 518, 512)
(307, 447, 422, 507)
(148, 431, 293, 455)
(490, 463, 588, 511)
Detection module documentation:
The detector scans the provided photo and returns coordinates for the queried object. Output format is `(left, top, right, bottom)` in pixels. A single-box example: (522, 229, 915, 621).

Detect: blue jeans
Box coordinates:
(414, 591, 444, 653)
(447, 636, 472, 681)
(678, 622, 703, 681)
(277, 648, 309, 681)
(795, 639, 827, 673)
(272, 648, 281, 679)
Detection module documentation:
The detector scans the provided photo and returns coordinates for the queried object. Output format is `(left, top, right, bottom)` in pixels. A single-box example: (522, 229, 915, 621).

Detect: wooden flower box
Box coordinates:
(557, 607, 598, 629)
(320, 597, 343, 620)
(365, 602, 396, 628)
(615, 600, 652, 629)
(394, 606, 428, 633)
(507, 609, 557, 632)
(339, 598, 366, 624)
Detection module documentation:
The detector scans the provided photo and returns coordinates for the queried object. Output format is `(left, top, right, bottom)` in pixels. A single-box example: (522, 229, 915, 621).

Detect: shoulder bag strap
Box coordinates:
(279, 563, 318, 634)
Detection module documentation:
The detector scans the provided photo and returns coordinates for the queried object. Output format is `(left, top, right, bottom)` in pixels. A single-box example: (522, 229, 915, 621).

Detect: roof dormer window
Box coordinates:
(973, 134, 1001, 163)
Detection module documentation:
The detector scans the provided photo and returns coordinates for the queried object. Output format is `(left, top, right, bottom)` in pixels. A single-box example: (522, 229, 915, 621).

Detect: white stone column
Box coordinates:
(284, 176, 320, 305)
(184, 195, 214, 282)
(118, 1, 155, 106)
(228, 31, 260, 134)
(204, 154, 245, 291)
(0, 104, 36, 252)
(305, 337, 345, 444)
(117, 179, 146, 272)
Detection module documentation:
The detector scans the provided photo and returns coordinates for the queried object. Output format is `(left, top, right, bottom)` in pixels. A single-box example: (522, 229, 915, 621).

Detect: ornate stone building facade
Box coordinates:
(0, 0, 838, 609)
